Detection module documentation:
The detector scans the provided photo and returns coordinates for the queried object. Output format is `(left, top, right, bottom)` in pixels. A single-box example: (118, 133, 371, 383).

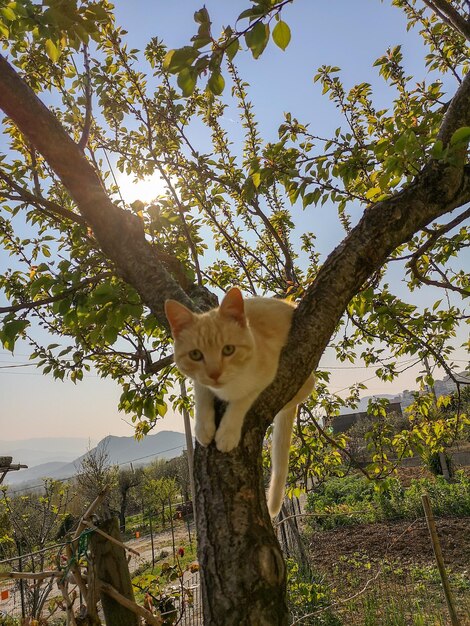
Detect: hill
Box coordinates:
(3, 430, 187, 487)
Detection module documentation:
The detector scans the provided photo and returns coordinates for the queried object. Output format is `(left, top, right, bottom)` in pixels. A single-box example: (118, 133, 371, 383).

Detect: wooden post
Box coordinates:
(148, 508, 155, 568)
(89, 517, 139, 626)
(168, 496, 176, 561)
(421, 493, 461, 626)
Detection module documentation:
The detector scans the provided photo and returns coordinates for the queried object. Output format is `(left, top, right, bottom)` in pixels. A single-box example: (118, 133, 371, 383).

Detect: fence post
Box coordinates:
(421, 493, 461, 626)
(15, 540, 26, 619)
(89, 516, 139, 626)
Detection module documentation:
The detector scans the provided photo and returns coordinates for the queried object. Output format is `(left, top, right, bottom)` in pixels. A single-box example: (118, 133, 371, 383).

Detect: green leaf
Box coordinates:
(207, 71, 225, 96)
(194, 7, 210, 24)
(0, 6, 16, 21)
(163, 46, 199, 74)
(450, 126, 470, 146)
(177, 67, 197, 96)
(251, 172, 261, 188)
(272, 20, 291, 51)
(0, 319, 29, 352)
(245, 22, 270, 59)
(45, 39, 60, 63)
(103, 326, 118, 344)
(225, 37, 240, 62)
(365, 187, 381, 200)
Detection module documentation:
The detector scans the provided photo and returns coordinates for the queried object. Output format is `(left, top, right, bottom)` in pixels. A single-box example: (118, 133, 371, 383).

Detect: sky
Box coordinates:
(0, 0, 469, 443)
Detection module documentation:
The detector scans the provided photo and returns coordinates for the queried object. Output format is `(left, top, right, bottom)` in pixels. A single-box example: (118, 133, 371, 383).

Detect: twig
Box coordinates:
(0, 570, 62, 580)
(0, 168, 87, 226)
(78, 45, 93, 151)
(0, 272, 113, 314)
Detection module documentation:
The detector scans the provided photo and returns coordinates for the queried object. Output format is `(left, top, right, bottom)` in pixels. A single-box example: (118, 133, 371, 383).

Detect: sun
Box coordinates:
(115, 172, 167, 205)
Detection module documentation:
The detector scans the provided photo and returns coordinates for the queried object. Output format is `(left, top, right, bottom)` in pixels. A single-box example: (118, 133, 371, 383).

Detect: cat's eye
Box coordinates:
(189, 349, 203, 361)
(222, 344, 235, 356)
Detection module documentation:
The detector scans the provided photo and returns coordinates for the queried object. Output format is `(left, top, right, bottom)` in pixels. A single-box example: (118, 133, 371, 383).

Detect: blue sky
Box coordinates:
(1, 1, 468, 442)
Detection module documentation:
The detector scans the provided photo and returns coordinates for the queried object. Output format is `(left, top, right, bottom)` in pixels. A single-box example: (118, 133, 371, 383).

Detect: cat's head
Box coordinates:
(165, 287, 254, 389)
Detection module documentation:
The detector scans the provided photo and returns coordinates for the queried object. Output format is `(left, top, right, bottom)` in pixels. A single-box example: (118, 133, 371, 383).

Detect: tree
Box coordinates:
(0, 1, 469, 623)
(117, 466, 143, 533)
(0, 480, 71, 620)
(75, 442, 118, 515)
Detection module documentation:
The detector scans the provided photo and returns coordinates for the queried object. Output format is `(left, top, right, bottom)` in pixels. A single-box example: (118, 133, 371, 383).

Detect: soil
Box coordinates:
(307, 516, 470, 572)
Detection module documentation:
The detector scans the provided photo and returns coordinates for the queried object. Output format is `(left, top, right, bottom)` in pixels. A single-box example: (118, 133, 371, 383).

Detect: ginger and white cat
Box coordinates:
(165, 287, 314, 517)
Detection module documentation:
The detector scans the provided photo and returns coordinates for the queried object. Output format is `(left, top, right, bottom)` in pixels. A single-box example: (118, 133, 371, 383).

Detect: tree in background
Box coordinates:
(117, 466, 143, 533)
(75, 442, 118, 515)
(0, 1, 469, 623)
(0, 480, 70, 620)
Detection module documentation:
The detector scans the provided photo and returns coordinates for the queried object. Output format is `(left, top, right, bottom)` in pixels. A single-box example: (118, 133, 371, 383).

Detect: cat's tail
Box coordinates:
(267, 406, 297, 518)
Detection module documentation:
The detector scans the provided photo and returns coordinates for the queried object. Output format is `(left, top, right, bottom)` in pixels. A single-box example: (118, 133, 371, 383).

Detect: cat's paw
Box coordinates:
(215, 424, 241, 453)
(195, 420, 216, 447)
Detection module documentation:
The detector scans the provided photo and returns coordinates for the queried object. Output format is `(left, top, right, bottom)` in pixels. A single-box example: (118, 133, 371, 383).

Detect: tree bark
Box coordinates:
(194, 409, 288, 625)
(89, 517, 139, 626)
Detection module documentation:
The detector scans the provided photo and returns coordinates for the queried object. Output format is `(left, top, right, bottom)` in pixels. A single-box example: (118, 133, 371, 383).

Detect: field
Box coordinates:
(288, 468, 470, 625)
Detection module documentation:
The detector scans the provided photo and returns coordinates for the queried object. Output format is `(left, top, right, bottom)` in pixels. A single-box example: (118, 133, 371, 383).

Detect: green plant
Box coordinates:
(307, 471, 470, 530)
(286, 558, 342, 625)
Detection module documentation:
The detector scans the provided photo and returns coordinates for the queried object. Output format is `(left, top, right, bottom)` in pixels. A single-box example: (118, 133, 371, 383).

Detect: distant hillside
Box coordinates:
(4, 430, 187, 488)
(0, 437, 92, 467)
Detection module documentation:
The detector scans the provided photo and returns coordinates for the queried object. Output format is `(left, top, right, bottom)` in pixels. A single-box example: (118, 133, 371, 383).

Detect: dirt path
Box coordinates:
(126, 521, 195, 573)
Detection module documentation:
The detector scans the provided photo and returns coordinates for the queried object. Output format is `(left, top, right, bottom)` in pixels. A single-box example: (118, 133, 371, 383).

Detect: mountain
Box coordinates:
(0, 437, 93, 467)
(3, 430, 187, 488)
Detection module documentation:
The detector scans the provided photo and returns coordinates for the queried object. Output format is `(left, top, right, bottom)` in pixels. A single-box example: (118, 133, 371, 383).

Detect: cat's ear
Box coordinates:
(165, 300, 194, 337)
(219, 287, 246, 326)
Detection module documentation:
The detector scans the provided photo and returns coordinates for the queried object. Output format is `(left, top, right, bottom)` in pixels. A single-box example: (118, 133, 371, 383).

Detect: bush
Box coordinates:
(306, 471, 470, 530)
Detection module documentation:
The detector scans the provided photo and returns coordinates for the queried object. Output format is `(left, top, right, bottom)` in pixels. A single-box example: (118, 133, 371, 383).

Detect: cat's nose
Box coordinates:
(208, 370, 221, 382)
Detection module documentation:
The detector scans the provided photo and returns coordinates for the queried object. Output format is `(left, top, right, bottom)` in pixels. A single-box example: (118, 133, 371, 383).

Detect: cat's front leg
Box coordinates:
(215, 393, 258, 453)
(194, 382, 216, 446)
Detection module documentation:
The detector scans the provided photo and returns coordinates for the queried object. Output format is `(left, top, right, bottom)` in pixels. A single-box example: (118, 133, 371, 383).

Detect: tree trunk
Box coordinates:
(119, 491, 127, 533)
(89, 517, 139, 626)
(194, 405, 288, 626)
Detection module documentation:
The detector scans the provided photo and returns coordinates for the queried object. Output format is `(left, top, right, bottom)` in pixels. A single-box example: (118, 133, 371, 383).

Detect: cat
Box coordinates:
(165, 286, 314, 517)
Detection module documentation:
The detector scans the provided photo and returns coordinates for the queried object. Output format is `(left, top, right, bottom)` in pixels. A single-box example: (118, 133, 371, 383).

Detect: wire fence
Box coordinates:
(1, 505, 469, 626)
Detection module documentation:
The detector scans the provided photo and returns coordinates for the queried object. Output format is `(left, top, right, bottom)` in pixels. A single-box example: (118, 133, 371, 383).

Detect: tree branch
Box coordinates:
(145, 353, 174, 374)
(78, 45, 93, 151)
(249, 71, 470, 428)
(422, 0, 470, 41)
(0, 168, 88, 226)
(0, 272, 113, 314)
(0, 53, 207, 327)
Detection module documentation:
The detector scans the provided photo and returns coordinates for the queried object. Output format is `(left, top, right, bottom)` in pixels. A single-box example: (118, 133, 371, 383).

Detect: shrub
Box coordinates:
(306, 471, 470, 530)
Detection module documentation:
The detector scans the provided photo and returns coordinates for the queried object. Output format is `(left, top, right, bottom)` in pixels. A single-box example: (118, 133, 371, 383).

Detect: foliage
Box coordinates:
(286, 558, 343, 626)
(306, 471, 470, 530)
(0, 480, 71, 620)
(0, 0, 468, 449)
(132, 544, 199, 626)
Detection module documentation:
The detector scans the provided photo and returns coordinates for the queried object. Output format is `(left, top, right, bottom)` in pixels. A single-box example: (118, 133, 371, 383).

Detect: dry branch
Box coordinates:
(97, 579, 163, 626)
